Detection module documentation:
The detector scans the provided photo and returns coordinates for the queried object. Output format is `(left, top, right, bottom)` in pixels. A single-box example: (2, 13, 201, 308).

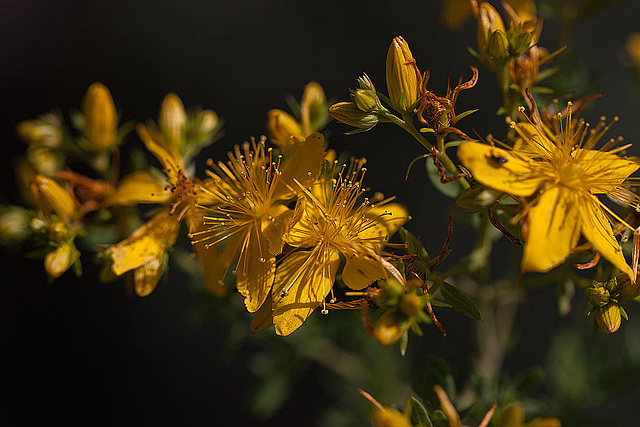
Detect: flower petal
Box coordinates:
(579, 194, 633, 279)
(272, 248, 340, 336)
(457, 142, 544, 196)
(341, 246, 387, 290)
(235, 225, 276, 313)
(272, 132, 325, 200)
(522, 185, 581, 272)
(105, 171, 170, 206)
(574, 149, 639, 194)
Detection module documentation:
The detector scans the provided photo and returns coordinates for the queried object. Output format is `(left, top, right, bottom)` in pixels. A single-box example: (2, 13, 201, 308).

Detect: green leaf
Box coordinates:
(437, 281, 482, 321)
(405, 396, 433, 427)
(426, 160, 462, 199)
(399, 330, 409, 357)
(398, 227, 430, 262)
(406, 153, 431, 180)
(452, 109, 478, 125)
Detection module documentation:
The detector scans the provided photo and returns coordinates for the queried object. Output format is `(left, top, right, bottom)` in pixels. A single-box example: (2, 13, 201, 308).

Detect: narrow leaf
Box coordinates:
(437, 281, 482, 320)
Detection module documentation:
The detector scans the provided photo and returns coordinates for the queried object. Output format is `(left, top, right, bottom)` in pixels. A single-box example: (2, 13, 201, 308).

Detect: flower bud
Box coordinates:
(496, 403, 525, 427)
(266, 109, 305, 146)
(372, 408, 411, 427)
(328, 102, 378, 130)
(510, 31, 534, 57)
(32, 175, 76, 222)
(585, 284, 610, 307)
(82, 82, 118, 152)
(198, 109, 220, 134)
(49, 220, 70, 242)
(0, 206, 31, 247)
(595, 303, 622, 334)
(44, 242, 78, 279)
(353, 89, 380, 112)
(475, 2, 506, 54)
(386, 36, 418, 112)
(488, 29, 509, 61)
(373, 309, 409, 345)
(615, 272, 640, 300)
(626, 32, 640, 71)
(159, 93, 187, 148)
(399, 293, 425, 317)
(16, 114, 63, 148)
(301, 81, 327, 135)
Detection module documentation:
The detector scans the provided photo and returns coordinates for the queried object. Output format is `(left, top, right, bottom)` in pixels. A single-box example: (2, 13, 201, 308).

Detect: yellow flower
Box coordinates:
(81, 82, 118, 152)
(386, 36, 418, 112)
(107, 209, 181, 296)
(191, 133, 326, 310)
(105, 117, 204, 296)
(271, 161, 408, 335)
(457, 103, 639, 279)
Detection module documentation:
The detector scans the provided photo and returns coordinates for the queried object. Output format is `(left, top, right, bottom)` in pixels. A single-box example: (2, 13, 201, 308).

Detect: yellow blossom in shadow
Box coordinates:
(266, 81, 329, 147)
(270, 161, 409, 336)
(104, 93, 219, 296)
(457, 102, 639, 279)
(191, 133, 326, 310)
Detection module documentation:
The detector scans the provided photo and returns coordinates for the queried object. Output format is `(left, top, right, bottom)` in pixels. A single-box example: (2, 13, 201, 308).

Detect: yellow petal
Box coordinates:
(250, 297, 274, 333)
(579, 194, 633, 280)
(574, 149, 639, 194)
(457, 142, 544, 196)
(522, 185, 581, 272)
(189, 217, 243, 297)
(272, 132, 326, 200)
(272, 248, 340, 336)
(266, 109, 304, 147)
(366, 202, 409, 239)
(134, 255, 165, 297)
(341, 247, 387, 290)
(512, 122, 555, 159)
(136, 124, 184, 180)
(110, 209, 180, 275)
(261, 203, 293, 256)
(105, 171, 169, 206)
(235, 226, 276, 313)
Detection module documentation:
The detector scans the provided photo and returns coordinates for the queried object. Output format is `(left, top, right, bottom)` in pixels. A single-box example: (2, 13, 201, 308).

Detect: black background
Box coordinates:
(2, 1, 640, 425)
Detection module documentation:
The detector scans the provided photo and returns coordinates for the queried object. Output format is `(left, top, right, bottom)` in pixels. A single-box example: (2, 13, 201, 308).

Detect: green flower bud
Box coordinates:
(399, 293, 425, 317)
(474, 2, 506, 55)
(585, 284, 610, 307)
(0, 206, 31, 247)
(353, 89, 380, 112)
(596, 303, 622, 334)
(328, 102, 378, 130)
(373, 309, 409, 345)
(488, 29, 509, 61)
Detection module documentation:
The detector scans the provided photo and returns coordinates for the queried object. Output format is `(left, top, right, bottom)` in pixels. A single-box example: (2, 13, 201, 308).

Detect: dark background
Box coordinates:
(2, 1, 640, 425)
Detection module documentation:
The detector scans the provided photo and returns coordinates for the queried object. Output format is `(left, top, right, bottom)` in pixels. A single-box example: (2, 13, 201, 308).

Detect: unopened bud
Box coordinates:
(32, 175, 76, 222)
(488, 29, 509, 61)
(267, 109, 305, 146)
(399, 294, 425, 317)
(353, 89, 380, 112)
(373, 309, 409, 345)
(49, 220, 69, 241)
(0, 207, 31, 247)
(596, 303, 622, 334)
(159, 93, 187, 148)
(82, 82, 118, 151)
(510, 31, 534, 57)
(386, 36, 418, 112)
(198, 109, 219, 134)
(615, 272, 640, 300)
(475, 2, 506, 54)
(44, 242, 78, 279)
(372, 408, 411, 427)
(328, 102, 378, 130)
(301, 81, 327, 135)
(585, 284, 610, 307)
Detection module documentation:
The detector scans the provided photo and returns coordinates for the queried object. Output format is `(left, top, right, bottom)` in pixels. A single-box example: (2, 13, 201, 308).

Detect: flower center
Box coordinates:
(557, 161, 582, 189)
